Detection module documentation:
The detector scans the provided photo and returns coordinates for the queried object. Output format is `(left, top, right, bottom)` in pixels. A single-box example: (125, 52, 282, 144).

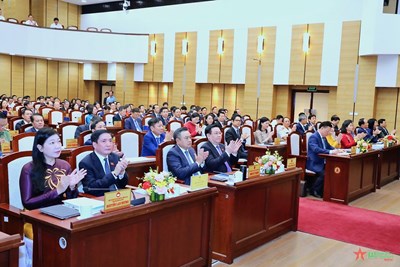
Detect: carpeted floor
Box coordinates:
(298, 198, 400, 255)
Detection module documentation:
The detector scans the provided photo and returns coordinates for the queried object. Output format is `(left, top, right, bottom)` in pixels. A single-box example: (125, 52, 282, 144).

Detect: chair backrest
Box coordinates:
(67, 25, 78, 30)
(48, 110, 64, 125)
(142, 115, 153, 127)
(193, 138, 208, 155)
(12, 132, 36, 152)
(167, 120, 183, 132)
(10, 117, 23, 130)
(104, 113, 115, 126)
(78, 130, 92, 146)
(39, 106, 54, 120)
(156, 141, 176, 172)
(287, 132, 301, 156)
(0, 151, 32, 209)
(115, 130, 144, 158)
(304, 130, 314, 154)
(19, 124, 33, 133)
(241, 125, 254, 145)
(223, 126, 230, 146)
(68, 146, 93, 193)
(273, 123, 283, 139)
(7, 18, 18, 23)
(100, 28, 112, 32)
(58, 122, 80, 146)
(70, 110, 83, 123)
(244, 119, 254, 130)
(87, 27, 98, 31)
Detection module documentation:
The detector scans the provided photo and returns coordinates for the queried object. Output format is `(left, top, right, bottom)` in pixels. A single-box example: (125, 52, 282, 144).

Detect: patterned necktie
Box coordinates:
(104, 158, 117, 191)
(216, 145, 232, 172)
(156, 137, 161, 145)
(134, 119, 142, 131)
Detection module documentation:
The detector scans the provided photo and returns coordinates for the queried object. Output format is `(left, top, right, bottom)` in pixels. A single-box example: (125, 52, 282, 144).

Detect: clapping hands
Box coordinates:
(196, 148, 209, 164)
(225, 139, 242, 155)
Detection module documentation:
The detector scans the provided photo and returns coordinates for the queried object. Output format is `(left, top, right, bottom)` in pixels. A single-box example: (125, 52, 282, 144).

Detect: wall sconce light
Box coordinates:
(182, 39, 188, 56)
(303, 32, 310, 53)
(257, 35, 265, 54)
(217, 37, 224, 55)
(150, 40, 157, 56)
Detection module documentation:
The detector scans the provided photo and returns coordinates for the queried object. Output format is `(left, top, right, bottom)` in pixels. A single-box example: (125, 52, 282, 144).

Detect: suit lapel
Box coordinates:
(91, 153, 106, 176)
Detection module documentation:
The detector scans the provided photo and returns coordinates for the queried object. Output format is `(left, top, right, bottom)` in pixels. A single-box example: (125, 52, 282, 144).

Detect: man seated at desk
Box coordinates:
(79, 130, 128, 196)
(15, 108, 32, 131)
(202, 124, 242, 173)
(277, 117, 296, 141)
(26, 113, 45, 133)
(167, 127, 209, 184)
(225, 114, 249, 159)
(141, 118, 173, 156)
(306, 121, 343, 198)
(124, 108, 143, 131)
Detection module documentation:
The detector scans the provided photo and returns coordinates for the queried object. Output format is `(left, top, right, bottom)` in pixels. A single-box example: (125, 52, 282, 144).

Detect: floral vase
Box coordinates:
(265, 167, 275, 175)
(150, 192, 165, 202)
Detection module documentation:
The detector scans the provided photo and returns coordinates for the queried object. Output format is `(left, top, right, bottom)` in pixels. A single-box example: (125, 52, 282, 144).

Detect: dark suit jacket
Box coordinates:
(124, 117, 143, 131)
(159, 116, 169, 126)
(296, 123, 308, 135)
(113, 113, 123, 123)
(215, 121, 225, 128)
(202, 141, 238, 173)
(224, 126, 247, 159)
(166, 145, 203, 185)
(25, 127, 38, 133)
(357, 127, 378, 143)
(378, 126, 389, 138)
(74, 124, 89, 139)
(15, 120, 27, 131)
(141, 131, 165, 156)
(306, 131, 334, 173)
(79, 152, 128, 196)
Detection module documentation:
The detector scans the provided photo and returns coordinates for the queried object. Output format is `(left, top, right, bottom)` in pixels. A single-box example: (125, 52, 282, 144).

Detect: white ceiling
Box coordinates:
(62, 0, 121, 5)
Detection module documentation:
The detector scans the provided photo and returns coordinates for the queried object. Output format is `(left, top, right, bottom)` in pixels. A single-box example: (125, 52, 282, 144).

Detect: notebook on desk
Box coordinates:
(40, 204, 80, 220)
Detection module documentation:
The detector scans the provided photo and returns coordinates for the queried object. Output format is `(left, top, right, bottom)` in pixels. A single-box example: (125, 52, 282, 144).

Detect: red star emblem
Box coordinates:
(354, 248, 366, 261)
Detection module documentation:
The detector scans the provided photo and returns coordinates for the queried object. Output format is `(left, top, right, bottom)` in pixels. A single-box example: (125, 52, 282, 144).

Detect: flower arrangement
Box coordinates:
(254, 150, 284, 175)
(139, 168, 176, 201)
(383, 135, 398, 147)
(356, 139, 370, 153)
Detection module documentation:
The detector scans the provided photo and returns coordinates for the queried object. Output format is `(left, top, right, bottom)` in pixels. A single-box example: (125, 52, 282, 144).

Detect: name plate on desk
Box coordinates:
(1, 142, 11, 153)
(190, 174, 209, 191)
(104, 189, 131, 213)
(274, 138, 281, 145)
(114, 121, 122, 127)
(351, 146, 356, 154)
(66, 139, 78, 148)
(248, 165, 260, 179)
(286, 158, 296, 169)
(8, 130, 18, 138)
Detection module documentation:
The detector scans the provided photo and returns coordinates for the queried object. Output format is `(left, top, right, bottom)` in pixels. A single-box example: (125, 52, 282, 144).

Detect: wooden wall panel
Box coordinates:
(224, 85, 237, 116)
(153, 34, 164, 82)
(289, 24, 307, 85)
(220, 30, 234, 84)
(158, 83, 169, 103)
(91, 64, 100, 80)
(67, 3, 79, 27)
(208, 30, 221, 83)
(172, 33, 185, 106)
(236, 85, 245, 114)
(274, 85, 291, 118)
(47, 61, 59, 97)
(304, 23, 324, 85)
(68, 63, 79, 100)
(31, 0, 45, 27)
(99, 64, 108, 81)
(58, 62, 69, 101)
(57, 1, 68, 30)
(375, 88, 398, 131)
(336, 21, 361, 122)
(46, 0, 58, 28)
(36, 59, 48, 97)
(116, 63, 134, 105)
(0, 55, 12, 96)
(184, 32, 197, 106)
(24, 58, 36, 99)
(196, 84, 212, 110)
(138, 83, 150, 107)
(148, 83, 158, 105)
(11, 57, 24, 98)
(1, 0, 29, 22)
(144, 34, 155, 82)
(211, 84, 224, 109)
(124, 64, 135, 105)
(356, 56, 377, 119)
(244, 28, 259, 118)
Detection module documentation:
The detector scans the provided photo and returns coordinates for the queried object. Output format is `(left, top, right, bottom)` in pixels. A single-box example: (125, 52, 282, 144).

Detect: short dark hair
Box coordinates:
(231, 113, 241, 121)
(162, 102, 168, 106)
(30, 113, 43, 122)
(358, 118, 365, 127)
(160, 107, 169, 113)
(367, 118, 376, 130)
(276, 115, 284, 121)
(378, 118, 385, 125)
(90, 120, 104, 131)
(217, 111, 225, 117)
(148, 117, 161, 127)
(340, 120, 353, 134)
(331, 115, 340, 121)
(22, 108, 32, 115)
(53, 17, 59, 21)
(258, 117, 270, 131)
(319, 121, 332, 129)
(173, 127, 188, 140)
(205, 123, 221, 136)
(308, 114, 316, 120)
(91, 129, 112, 143)
(190, 113, 200, 120)
(132, 108, 140, 113)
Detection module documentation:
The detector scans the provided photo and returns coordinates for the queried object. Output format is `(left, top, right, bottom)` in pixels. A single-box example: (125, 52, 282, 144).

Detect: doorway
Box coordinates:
(291, 90, 329, 121)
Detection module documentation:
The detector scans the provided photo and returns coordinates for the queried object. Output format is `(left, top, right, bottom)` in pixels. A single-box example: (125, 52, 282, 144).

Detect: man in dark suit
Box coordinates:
(377, 118, 395, 138)
(112, 105, 126, 124)
(215, 111, 226, 128)
(79, 130, 128, 196)
(141, 118, 172, 156)
(296, 114, 311, 135)
(124, 108, 143, 131)
(25, 113, 44, 133)
(15, 108, 32, 131)
(202, 124, 242, 173)
(306, 121, 342, 198)
(224, 114, 249, 159)
(158, 107, 170, 126)
(167, 127, 209, 184)
(74, 116, 101, 139)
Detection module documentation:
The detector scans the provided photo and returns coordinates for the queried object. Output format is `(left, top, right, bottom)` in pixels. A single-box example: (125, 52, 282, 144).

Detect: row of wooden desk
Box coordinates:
(17, 168, 302, 266)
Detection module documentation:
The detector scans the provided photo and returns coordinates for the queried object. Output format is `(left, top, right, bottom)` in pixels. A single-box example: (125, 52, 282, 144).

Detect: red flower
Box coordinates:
(142, 181, 151, 190)
(387, 135, 393, 140)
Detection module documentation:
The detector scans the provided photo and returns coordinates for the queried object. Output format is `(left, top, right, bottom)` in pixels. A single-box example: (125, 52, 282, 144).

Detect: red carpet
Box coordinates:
(298, 198, 400, 255)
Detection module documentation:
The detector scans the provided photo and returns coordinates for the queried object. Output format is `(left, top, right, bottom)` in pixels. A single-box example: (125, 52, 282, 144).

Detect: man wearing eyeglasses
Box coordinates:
(167, 127, 209, 184)
(225, 114, 249, 159)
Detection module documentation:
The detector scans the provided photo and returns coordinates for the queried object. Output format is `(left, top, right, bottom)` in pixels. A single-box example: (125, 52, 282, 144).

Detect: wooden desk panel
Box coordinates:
(209, 168, 301, 264)
(377, 145, 400, 188)
(22, 188, 217, 267)
(246, 144, 287, 166)
(0, 231, 22, 267)
(322, 151, 379, 204)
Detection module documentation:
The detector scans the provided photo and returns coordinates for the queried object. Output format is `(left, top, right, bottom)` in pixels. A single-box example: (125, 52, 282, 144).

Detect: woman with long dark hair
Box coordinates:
(20, 127, 86, 210)
(254, 117, 274, 144)
(340, 119, 366, 148)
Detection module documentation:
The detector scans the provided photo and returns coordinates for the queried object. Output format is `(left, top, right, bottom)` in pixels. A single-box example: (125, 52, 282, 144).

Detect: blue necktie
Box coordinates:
(134, 119, 142, 131)
(156, 137, 161, 145)
(104, 158, 117, 191)
(216, 145, 232, 172)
